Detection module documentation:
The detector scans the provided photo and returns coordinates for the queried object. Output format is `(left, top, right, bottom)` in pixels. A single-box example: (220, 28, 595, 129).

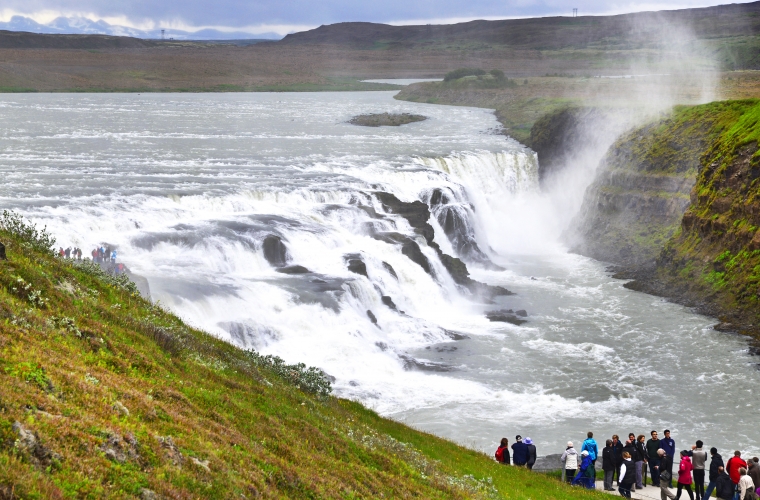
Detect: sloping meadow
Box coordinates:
(0, 213, 604, 498)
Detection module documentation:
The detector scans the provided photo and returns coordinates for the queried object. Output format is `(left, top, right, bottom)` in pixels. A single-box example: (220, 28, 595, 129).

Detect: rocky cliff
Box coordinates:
(569, 99, 760, 334)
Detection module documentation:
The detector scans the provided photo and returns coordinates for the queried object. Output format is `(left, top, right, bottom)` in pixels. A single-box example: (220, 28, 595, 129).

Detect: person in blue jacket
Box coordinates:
(582, 432, 599, 465)
(572, 450, 596, 489)
(512, 435, 529, 466)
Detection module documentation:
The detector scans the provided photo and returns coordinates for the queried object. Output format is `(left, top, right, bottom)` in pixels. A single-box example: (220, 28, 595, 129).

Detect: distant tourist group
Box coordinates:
(57, 245, 117, 264)
(495, 431, 760, 500)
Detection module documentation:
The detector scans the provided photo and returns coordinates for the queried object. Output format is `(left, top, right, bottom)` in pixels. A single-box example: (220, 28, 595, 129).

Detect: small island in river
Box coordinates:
(349, 112, 427, 127)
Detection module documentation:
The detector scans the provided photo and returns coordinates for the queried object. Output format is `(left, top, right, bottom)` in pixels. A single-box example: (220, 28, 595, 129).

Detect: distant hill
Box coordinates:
(0, 30, 152, 49)
(280, 2, 760, 51)
(0, 15, 282, 41)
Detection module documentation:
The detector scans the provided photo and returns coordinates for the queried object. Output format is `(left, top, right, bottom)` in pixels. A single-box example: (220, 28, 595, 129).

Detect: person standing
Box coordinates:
(738, 468, 755, 500)
(581, 432, 598, 468)
(524, 437, 537, 470)
(636, 434, 648, 489)
(561, 441, 579, 483)
(495, 438, 510, 465)
(727, 451, 748, 500)
(612, 435, 624, 485)
(663, 430, 677, 485)
(690, 440, 708, 500)
(658, 449, 677, 500)
(603, 439, 616, 491)
(748, 459, 760, 493)
(619, 452, 636, 498)
(676, 450, 695, 500)
(511, 435, 529, 467)
(716, 466, 735, 500)
(649, 431, 663, 487)
(704, 448, 725, 500)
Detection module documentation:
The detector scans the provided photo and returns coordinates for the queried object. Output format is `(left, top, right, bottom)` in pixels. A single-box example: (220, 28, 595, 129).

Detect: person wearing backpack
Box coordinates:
(658, 449, 677, 500)
(561, 441, 579, 483)
(716, 467, 736, 500)
(738, 468, 756, 500)
(676, 450, 695, 500)
(705, 448, 726, 500)
(495, 438, 510, 465)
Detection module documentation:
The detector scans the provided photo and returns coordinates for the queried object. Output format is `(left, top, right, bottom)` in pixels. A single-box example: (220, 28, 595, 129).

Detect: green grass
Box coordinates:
(0, 213, 608, 498)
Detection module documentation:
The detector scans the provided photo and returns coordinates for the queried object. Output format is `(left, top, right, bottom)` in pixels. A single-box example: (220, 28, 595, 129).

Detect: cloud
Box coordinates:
(0, 0, 756, 36)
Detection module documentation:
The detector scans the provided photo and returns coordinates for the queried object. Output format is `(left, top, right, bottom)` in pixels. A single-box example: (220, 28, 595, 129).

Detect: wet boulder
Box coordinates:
(381, 295, 398, 311)
(262, 235, 288, 267)
(486, 311, 528, 326)
(366, 310, 378, 324)
(346, 257, 368, 277)
(382, 261, 398, 279)
(276, 265, 310, 274)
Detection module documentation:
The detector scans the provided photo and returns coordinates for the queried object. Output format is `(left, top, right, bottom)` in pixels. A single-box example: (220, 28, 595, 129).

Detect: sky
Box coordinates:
(0, 0, 755, 36)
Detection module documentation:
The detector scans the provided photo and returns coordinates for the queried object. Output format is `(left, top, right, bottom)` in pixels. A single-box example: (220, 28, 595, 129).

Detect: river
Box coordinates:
(1, 91, 758, 458)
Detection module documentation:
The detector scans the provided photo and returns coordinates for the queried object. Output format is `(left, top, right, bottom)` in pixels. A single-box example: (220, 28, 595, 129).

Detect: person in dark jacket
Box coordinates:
(512, 435, 529, 466)
(649, 430, 663, 487)
(715, 467, 735, 500)
(524, 437, 537, 470)
(619, 452, 636, 498)
(495, 438, 510, 465)
(662, 430, 677, 482)
(636, 434, 648, 489)
(612, 435, 624, 485)
(603, 439, 616, 491)
(704, 448, 725, 500)
(658, 449, 677, 500)
(749, 460, 760, 494)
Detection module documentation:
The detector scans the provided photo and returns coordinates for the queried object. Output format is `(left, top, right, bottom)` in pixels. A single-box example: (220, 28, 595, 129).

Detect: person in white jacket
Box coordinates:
(562, 442, 579, 483)
(738, 468, 755, 500)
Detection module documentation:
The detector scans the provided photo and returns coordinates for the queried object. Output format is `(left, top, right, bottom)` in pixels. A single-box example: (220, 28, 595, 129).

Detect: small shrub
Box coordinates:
(6, 362, 53, 392)
(489, 69, 505, 79)
(9, 276, 49, 308)
(245, 351, 332, 397)
(72, 260, 140, 295)
(443, 68, 486, 82)
(0, 210, 55, 253)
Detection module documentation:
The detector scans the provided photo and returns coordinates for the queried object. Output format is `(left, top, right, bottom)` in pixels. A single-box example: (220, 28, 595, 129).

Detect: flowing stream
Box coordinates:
(1, 91, 758, 457)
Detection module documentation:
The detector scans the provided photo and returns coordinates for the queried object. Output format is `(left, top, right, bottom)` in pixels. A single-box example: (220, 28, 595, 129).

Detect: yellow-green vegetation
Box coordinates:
(0, 212, 606, 498)
(655, 99, 760, 333)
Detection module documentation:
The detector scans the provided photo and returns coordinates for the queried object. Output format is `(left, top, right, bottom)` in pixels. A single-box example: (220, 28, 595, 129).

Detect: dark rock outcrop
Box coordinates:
(382, 261, 398, 279)
(486, 311, 528, 325)
(346, 257, 369, 277)
(276, 265, 310, 274)
(381, 295, 398, 311)
(349, 113, 427, 127)
(262, 235, 289, 267)
(366, 310, 378, 324)
(374, 192, 513, 297)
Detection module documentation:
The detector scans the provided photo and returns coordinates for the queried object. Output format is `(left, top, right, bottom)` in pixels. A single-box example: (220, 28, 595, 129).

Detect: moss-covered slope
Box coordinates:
(569, 99, 760, 333)
(0, 214, 605, 499)
(640, 100, 760, 333)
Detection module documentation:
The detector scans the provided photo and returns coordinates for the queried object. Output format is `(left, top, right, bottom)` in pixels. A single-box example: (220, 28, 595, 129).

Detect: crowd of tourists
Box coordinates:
(495, 431, 760, 500)
(57, 245, 117, 264)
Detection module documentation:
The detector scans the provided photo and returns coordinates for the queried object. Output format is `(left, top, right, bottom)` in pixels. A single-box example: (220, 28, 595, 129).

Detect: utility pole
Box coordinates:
(573, 8, 578, 17)
(161, 29, 165, 40)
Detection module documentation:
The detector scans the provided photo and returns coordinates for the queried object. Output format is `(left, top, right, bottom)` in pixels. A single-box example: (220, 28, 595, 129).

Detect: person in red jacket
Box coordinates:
(676, 450, 694, 500)
(495, 438, 511, 465)
(726, 451, 748, 493)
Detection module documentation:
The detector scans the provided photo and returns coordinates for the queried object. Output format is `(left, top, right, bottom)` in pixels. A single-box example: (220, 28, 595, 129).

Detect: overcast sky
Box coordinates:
(0, 0, 753, 35)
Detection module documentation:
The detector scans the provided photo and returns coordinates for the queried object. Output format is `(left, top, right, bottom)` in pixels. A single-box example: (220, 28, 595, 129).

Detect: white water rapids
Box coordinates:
(1, 92, 758, 457)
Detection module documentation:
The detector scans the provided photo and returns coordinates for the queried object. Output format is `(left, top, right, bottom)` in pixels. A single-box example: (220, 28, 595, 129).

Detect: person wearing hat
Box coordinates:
(561, 441, 579, 483)
(512, 435, 529, 467)
(676, 450, 695, 500)
(525, 437, 537, 470)
(572, 450, 596, 489)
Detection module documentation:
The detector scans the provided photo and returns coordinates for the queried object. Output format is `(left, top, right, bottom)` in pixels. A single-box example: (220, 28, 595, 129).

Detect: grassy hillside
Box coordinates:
(0, 212, 605, 498)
